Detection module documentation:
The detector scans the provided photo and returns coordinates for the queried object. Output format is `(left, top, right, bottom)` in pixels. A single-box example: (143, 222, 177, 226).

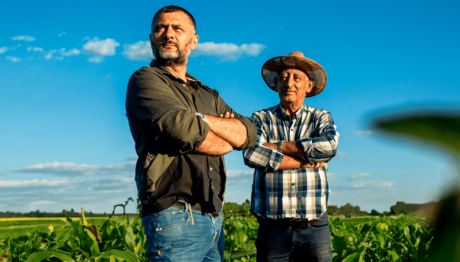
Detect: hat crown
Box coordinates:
(289, 51, 305, 58)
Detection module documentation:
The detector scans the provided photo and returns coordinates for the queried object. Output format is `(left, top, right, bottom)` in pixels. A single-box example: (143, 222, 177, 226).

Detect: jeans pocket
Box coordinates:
(154, 208, 190, 231)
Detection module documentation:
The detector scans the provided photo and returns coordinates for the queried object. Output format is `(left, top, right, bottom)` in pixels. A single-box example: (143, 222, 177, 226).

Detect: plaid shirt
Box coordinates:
(243, 104, 339, 220)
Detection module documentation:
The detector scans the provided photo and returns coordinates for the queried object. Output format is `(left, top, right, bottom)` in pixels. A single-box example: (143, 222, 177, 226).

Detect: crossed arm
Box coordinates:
(195, 112, 248, 155)
(262, 141, 325, 170)
(243, 112, 339, 171)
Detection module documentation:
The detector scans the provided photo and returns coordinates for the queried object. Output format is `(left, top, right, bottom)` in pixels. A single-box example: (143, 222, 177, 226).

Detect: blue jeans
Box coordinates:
(142, 202, 224, 262)
(256, 214, 332, 262)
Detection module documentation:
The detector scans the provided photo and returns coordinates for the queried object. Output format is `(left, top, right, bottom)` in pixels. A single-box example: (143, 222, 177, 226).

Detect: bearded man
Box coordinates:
(244, 52, 339, 262)
(125, 6, 256, 261)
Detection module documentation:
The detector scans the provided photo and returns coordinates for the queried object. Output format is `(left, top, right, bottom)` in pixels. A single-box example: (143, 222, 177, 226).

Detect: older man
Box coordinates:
(243, 52, 339, 262)
(126, 5, 256, 261)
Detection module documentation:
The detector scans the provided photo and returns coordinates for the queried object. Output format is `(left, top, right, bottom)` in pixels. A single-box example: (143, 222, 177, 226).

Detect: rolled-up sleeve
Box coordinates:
(214, 90, 257, 150)
(298, 112, 339, 163)
(243, 113, 284, 171)
(126, 68, 209, 153)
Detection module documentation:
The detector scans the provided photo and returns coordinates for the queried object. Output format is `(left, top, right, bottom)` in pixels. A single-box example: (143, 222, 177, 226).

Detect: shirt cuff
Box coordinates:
(233, 117, 257, 151)
(267, 148, 284, 172)
(299, 139, 314, 164)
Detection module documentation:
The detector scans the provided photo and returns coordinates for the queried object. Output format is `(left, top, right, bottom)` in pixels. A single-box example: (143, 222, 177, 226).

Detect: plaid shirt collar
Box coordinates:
(277, 103, 309, 121)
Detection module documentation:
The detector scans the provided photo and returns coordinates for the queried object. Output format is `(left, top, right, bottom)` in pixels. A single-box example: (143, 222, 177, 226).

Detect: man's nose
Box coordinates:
(164, 26, 175, 39)
(287, 76, 296, 88)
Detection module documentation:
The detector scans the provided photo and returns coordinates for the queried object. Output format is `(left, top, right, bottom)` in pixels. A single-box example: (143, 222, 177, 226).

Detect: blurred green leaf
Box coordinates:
(375, 112, 460, 262)
(26, 250, 75, 262)
(375, 114, 460, 159)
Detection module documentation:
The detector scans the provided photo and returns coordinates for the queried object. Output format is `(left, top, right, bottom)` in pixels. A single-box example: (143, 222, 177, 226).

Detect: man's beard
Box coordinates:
(151, 39, 192, 66)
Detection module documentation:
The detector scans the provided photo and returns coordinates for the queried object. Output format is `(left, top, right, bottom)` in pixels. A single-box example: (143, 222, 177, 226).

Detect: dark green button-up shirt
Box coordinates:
(126, 60, 256, 216)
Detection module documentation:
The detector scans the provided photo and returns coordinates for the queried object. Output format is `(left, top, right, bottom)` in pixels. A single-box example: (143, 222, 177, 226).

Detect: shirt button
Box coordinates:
(291, 183, 295, 186)
(210, 167, 213, 171)
(182, 84, 186, 87)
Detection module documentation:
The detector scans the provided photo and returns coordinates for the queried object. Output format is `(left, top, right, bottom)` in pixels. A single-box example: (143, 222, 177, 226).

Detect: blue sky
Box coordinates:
(1, 0, 459, 214)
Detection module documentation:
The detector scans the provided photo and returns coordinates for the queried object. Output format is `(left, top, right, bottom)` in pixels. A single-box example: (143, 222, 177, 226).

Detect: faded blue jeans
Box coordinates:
(142, 202, 224, 262)
(256, 213, 332, 262)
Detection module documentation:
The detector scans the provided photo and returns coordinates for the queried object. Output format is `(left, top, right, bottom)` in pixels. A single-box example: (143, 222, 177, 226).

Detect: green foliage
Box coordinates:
(375, 112, 460, 261)
(223, 217, 258, 261)
(0, 216, 146, 261)
(330, 215, 433, 262)
(0, 214, 437, 262)
(223, 200, 252, 218)
(327, 204, 369, 218)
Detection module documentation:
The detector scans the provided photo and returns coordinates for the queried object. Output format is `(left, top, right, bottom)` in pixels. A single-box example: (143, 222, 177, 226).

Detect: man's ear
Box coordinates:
(273, 77, 278, 91)
(306, 80, 315, 95)
(190, 34, 199, 50)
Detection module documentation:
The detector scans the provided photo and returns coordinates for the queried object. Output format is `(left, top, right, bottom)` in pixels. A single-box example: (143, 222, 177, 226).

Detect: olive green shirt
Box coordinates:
(126, 60, 257, 215)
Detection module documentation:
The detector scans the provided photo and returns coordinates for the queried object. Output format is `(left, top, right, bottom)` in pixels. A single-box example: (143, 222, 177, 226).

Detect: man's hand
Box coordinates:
(219, 112, 235, 118)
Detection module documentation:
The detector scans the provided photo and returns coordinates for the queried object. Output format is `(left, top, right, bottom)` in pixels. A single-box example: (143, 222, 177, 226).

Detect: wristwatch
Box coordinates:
(196, 113, 207, 122)
(277, 141, 283, 153)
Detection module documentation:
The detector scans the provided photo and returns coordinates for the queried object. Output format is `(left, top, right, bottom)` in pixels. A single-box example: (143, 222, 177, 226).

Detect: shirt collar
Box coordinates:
(150, 59, 202, 88)
(277, 104, 308, 121)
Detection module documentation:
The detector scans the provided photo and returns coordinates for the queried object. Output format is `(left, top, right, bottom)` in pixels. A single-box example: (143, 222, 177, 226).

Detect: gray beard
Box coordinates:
(151, 41, 192, 66)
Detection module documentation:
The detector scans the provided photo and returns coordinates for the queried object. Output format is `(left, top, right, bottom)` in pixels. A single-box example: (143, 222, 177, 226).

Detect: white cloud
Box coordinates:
(9, 161, 135, 177)
(122, 41, 266, 62)
(226, 169, 253, 177)
(327, 173, 339, 180)
(12, 35, 36, 41)
(127, 155, 138, 161)
(6, 56, 21, 62)
(191, 42, 266, 61)
(336, 181, 395, 189)
(403, 171, 427, 176)
(83, 37, 119, 56)
(348, 173, 372, 181)
(0, 47, 9, 54)
(59, 48, 81, 56)
(88, 57, 104, 63)
(27, 46, 43, 52)
(30, 200, 55, 205)
(0, 178, 69, 187)
(226, 158, 242, 162)
(44, 50, 57, 60)
(58, 32, 66, 37)
(123, 41, 152, 61)
(335, 152, 348, 159)
(353, 130, 375, 136)
(0, 176, 138, 213)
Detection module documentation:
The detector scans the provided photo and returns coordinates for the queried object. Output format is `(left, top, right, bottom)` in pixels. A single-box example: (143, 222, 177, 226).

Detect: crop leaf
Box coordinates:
(100, 249, 139, 262)
(26, 251, 75, 262)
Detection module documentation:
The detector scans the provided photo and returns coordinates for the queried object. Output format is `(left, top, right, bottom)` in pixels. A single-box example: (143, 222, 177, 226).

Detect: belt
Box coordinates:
(258, 217, 321, 231)
(171, 201, 220, 217)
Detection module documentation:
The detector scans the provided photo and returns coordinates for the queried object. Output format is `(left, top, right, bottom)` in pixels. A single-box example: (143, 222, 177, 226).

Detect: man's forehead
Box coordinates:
(279, 67, 308, 76)
(154, 11, 194, 27)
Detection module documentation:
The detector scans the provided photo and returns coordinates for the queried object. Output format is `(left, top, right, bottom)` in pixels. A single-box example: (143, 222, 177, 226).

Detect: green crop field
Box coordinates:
(0, 214, 434, 262)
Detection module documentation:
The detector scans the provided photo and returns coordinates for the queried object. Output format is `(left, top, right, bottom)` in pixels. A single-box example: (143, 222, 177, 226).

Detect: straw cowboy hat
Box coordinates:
(261, 51, 327, 97)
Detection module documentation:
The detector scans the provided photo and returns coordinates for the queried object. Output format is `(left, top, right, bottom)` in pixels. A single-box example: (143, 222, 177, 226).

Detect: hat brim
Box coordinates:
(262, 55, 327, 97)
